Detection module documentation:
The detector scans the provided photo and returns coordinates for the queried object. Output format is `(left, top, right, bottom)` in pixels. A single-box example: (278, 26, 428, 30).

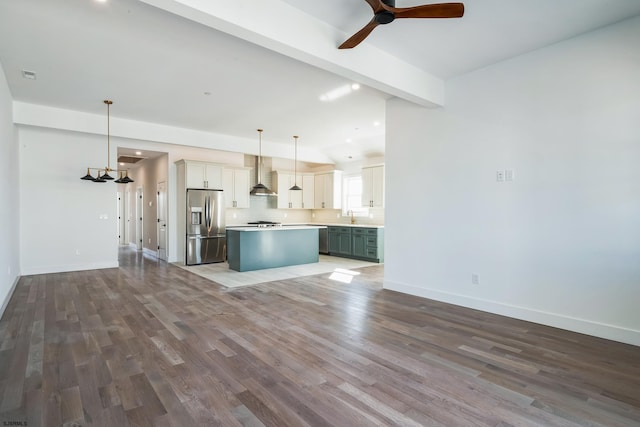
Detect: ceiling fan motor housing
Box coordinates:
(376, 11, 395, 24)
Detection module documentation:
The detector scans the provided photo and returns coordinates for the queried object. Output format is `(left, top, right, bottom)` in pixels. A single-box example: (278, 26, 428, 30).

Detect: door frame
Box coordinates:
(156, 181, 168, 261)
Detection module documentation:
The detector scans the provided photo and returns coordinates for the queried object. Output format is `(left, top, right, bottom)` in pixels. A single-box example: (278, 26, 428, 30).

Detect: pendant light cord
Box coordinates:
(257, 129, 263, 184)
(105, 100, 112, 171)
(293, 135, 298, 186)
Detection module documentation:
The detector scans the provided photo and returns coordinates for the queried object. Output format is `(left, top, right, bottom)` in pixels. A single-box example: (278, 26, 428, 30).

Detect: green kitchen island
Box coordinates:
(226, 226, 325, 272)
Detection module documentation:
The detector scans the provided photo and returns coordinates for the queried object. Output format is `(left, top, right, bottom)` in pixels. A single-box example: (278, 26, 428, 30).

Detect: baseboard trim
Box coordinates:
(383, 279, 640, 347)
(22, 261, 119, 276)
(0, 275, 21, 320)
(142, 248, 158, 258)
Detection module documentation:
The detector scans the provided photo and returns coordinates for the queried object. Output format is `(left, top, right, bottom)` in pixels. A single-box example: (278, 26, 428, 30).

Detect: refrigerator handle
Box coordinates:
(206, 196, 211, 231)
(205, 195, 211, 230)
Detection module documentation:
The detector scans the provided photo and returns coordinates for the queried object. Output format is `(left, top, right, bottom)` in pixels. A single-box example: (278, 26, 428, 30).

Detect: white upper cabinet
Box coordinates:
(361, 165, 384, 208)
(314, 171, 342, 209)
(180, 160, 224, 189)
(272, 171, 313, 209)
(301, 174, 315, 209)
(223, 167, 251, 208)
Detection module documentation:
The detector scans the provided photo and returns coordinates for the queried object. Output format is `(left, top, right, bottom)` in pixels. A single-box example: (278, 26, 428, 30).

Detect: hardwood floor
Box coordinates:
(1, 248, 639, 426)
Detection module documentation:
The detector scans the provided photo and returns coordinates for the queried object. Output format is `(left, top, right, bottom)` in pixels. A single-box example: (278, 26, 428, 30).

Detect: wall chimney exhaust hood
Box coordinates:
(250, 129, 276, 196)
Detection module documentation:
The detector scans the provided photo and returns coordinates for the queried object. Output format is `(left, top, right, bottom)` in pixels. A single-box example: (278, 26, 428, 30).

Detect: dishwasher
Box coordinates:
(318, 226, 329, 254)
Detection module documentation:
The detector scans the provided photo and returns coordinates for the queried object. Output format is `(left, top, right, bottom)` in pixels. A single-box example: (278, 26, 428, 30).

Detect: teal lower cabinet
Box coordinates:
(328, 226, 352, 256)
(352, 229, 367, 258)
(328, 226, 384, 263)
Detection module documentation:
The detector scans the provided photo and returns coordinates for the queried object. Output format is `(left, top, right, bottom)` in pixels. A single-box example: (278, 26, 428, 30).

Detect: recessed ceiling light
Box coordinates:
(373, 121, 380, 127)
(21, 70, 36, 80)
(346, 139, 352, 143)
(351, 83, 360, 90)
(135, 151, 142, 155)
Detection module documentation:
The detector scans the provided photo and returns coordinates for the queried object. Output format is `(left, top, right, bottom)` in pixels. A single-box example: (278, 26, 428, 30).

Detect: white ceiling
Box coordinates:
(281, 0, 640, 79)
(1, 0, 639, 164)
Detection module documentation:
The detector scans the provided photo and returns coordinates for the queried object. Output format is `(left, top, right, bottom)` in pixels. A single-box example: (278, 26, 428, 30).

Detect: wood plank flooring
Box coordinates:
(1, 247, 639, 426)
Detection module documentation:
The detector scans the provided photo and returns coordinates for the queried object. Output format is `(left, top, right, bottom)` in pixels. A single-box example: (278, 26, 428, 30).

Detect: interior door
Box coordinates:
(117, 192, 125, 245)
(157, 181, 168, 261)
(125, 190, 131, 244)
(136, 187, 143, 251)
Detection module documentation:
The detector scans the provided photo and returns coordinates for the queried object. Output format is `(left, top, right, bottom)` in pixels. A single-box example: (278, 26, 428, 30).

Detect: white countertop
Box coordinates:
(227, 223, 384, 229)
(312, 223, 384, 228)
(227, 225, 327, 232)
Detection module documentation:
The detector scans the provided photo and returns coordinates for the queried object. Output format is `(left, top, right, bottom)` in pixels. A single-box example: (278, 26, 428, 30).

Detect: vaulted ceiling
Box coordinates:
(1, 0, 639, 163)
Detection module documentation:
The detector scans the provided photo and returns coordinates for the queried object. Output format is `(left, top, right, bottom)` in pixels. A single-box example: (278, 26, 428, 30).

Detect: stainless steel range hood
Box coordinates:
(250, 129, 276, 196)
(250, 182, 276, 196)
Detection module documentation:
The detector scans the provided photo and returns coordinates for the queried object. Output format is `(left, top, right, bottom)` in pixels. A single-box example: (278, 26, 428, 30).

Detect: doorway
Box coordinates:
(157, 181, 168, 261)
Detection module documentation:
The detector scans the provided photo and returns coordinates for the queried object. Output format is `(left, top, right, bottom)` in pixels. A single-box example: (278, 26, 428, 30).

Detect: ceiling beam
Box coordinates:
(13, 102, 335, 164)
(138, 0, 445, 107)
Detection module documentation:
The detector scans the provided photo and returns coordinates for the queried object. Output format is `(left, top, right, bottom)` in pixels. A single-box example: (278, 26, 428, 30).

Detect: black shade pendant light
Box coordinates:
(80, 167, 94, 180)
(81, 100, 134, 185)
(120, 170, 134, 183)
(93, 170, 107, 183)
(250, 129, 276, 196)
(289, 135, 302, 191)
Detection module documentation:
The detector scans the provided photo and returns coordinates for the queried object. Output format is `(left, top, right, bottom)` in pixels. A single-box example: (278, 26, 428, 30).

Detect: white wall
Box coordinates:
(0, 64, 20, 317)
(19, 127, 118, 274)
(384, 16, 640, 346)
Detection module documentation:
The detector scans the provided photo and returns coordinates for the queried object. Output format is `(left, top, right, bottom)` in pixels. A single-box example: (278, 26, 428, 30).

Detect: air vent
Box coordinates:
(22, 70, 37, 80)
(117, 156, 144, 164)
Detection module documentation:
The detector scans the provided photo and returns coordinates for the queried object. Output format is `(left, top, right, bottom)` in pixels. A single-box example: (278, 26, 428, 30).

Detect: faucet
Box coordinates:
(348, 210, 355, 224)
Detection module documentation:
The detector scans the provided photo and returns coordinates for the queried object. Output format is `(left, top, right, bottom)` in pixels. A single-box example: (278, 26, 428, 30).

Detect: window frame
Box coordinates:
(342, 173, 369, 217)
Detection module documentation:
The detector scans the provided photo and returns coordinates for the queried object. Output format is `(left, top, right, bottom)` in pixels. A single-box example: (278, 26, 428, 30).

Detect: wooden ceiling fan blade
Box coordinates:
(364, 0, 386, 14)
(393, 3, 464, 19)
(339, 19, 380, 49)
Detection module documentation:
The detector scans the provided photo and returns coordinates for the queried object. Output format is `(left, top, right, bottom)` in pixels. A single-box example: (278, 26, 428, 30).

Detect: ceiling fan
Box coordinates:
(339, 0, 464, 49)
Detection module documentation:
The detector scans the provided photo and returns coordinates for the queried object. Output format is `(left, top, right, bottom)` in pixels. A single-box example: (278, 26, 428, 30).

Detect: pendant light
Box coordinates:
(80, 100, 134, 184)
(250, 129, 276, 196)
(289, 135, 302, 191)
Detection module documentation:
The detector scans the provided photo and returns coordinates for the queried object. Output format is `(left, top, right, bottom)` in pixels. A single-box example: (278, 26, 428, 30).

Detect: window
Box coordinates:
(343, 174, 368, 216)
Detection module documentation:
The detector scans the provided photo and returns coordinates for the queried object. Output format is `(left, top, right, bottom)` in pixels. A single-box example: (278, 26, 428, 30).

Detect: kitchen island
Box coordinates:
(226, 226, 325, 272)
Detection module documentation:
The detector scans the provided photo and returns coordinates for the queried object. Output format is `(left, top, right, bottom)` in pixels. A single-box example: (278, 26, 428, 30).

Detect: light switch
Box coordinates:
(505, 169, 514, 182)
(496, 171, 505, 182)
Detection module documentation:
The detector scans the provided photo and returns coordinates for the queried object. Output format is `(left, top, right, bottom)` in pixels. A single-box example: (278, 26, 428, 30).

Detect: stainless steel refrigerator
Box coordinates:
(186, 189, 226, 265)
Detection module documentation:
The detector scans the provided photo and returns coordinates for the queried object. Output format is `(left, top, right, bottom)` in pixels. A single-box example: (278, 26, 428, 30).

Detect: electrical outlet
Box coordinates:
(471, 274, 479, 285)
(148, 238, 152, 244)
(496, 171, 505, 182)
